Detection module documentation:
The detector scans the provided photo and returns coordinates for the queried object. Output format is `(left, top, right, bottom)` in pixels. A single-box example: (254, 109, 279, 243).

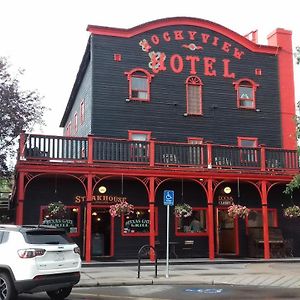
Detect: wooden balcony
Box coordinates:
(18, 133, 299, 173)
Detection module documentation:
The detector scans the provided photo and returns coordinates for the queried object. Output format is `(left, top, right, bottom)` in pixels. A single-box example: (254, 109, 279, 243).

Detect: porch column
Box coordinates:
(261, 180, 270, 259)
(207, 178, 215, 260)
(149, 177, 156, 261)
(85, 174, 93, 262)
(16, 172, 25, 225)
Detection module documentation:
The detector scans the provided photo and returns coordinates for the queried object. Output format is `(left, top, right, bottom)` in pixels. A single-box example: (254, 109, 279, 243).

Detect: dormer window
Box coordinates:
(125, 68, 154, 102)
(233, 78, 259, 109)
(186, 76, 203, 115)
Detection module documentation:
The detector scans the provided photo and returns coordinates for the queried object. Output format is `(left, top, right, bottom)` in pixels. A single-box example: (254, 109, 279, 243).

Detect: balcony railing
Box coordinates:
(18, 133, 300, 171)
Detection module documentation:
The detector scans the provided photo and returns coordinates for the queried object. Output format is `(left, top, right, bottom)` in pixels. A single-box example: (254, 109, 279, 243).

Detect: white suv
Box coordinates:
(0, 225, 81, 300)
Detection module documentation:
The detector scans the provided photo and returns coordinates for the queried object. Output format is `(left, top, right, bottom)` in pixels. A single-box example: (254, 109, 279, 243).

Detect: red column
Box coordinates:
(19, 131, 26, 160)
(207, 178, 215, 260)
(87, 135, 94, 164)
(268, 29, 296, 150)
(260, 144, 266, 172)
(206, 143, 212, 169)
(149, 140, 155, 167)
(16, 172, 25, 225)
(261, 180, 270, 259)
(85, 174, 93, 262)
(149, 177, 156, 261)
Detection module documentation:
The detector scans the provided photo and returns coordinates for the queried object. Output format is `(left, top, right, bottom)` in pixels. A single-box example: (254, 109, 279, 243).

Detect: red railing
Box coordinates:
(19, 133, 299, 171)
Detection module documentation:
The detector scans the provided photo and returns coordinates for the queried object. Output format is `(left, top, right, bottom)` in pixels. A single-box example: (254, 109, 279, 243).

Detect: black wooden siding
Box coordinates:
(89, 25, 281, 147)
(64, 62, 93, 137)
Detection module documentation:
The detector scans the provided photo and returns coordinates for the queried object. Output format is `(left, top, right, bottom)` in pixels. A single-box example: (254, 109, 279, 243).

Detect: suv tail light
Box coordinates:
(73, 246, 80, 255)
(18, 248, 46, 258)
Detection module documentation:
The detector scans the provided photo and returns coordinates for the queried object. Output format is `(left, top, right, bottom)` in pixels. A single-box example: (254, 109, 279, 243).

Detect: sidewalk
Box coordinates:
(78, 258, 300, 289)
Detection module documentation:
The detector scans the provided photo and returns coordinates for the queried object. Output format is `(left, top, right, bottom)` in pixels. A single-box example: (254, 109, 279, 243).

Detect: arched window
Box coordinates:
(233, 78, 259, 109)
(125, 68, 153, 102)
(186, 76, 203, 115)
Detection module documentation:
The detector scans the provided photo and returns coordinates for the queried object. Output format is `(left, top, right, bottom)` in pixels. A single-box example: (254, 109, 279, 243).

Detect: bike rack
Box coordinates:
(137, 244, 158, 278)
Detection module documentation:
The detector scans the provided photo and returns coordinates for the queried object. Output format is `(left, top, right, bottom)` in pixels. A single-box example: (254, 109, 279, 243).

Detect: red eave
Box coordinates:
(87, 17, 279, 55)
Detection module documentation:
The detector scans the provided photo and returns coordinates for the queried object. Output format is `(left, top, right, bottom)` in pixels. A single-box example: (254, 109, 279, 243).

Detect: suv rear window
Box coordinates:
(24, 230, 74, 245)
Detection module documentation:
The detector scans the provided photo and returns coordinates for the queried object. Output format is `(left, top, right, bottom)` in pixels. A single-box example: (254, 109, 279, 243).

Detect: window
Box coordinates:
(233, 78, 259, 109)
(80, 100, 85, 124)
(128, 130, 151, 162)
(246, 208, 278, 228)
(125, 68, 153, 101)
(74, 113, 78, 133)
(66, 121, 71, 136)
(238, 137, 258, 164)
(122, 207, 158, 236)
(186, 76, 203, 115)
(188, 137, 204, 165)
(175, 208, 208, 236)
(40, 206, 80, 237)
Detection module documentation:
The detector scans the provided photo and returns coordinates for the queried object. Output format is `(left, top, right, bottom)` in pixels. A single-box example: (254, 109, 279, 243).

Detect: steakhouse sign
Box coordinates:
(139, 30, 246, 78)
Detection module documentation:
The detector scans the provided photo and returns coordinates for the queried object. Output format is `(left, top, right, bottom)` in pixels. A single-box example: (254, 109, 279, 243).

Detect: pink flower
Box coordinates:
(228, 204, 250, 219)
(109, 200, 134, 217)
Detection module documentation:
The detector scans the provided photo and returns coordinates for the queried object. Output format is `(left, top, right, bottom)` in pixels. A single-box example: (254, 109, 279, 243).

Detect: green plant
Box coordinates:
(174, 203, 192, 218)
(284, 205, 300, 218)
(44, 201, 67, 219)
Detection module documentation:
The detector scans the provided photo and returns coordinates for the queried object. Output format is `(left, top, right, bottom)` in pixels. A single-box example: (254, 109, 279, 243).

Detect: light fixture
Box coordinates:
(99, 186, 107, 194)
(92, 212, 97, 216)
(97, 217, 101, 222)
(224, 186, 231, 194)
(72, 208, 78, 212)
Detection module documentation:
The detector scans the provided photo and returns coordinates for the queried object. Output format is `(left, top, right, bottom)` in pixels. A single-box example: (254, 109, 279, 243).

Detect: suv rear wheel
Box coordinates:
(46, 287, 72, 300)
(0, 272, 17, 300)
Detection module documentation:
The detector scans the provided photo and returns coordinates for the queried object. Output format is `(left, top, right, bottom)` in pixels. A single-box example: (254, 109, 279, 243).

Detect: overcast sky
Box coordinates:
(1, 0, 299, 135)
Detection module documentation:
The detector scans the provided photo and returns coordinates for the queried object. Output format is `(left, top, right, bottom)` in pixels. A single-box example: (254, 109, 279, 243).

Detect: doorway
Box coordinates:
(216, 207, 239, 256)
(91, 207, 112, 257)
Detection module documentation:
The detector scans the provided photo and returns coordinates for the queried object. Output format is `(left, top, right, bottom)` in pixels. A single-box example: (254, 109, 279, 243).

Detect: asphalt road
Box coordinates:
(19, 284, 300, 300)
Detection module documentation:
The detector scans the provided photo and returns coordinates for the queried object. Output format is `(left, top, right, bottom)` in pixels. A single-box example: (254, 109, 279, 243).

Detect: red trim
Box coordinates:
(74, 113, 78, 133)
(245, 208, 278, 235)
(87, 17, 278, 54)
(207, 179, 214, 259)
(80, 100, 85, 125)
(128, 130, 151, 141)
(125, 68, 154, 102)
(233, 78, 259, 110)
(175, 207, 208, 236)
(185, 76, 203, 115)
(237, 137, 258, 147)
(39, 205, 81, 238)
(268, 29, 297, 150)
(16, 172, 25, 225)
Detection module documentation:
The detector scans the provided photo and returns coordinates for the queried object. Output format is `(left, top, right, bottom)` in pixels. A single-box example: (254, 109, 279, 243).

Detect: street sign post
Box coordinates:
(163, 190, 174, 278)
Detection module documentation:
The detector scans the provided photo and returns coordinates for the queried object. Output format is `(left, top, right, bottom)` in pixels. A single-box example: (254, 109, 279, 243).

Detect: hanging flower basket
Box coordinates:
(284, 205, 300, 218)
(109, 200, 134, 217)
(227, 204, 250, 219)
(44, 201, 67, 220)
(174, 203, 193, 218)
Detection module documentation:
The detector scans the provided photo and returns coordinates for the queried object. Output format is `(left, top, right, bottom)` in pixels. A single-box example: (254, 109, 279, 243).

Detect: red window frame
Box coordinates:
(39, 205, 81, 238)
(80, 100, 85, 124)
(74, 113, 78, 133)
(128, 130, 151, 161)
(245, 208, 278, 235)
(187, 137, 204, 165)
(175, 207, 208, 237)
(186, 76, 203, 115)
(233, 78, 259, 109)
(238, 136, 258, 163)
(66, 121, 72, 136)
(121, 206, 158, 236)
(125, 68, 154, 102)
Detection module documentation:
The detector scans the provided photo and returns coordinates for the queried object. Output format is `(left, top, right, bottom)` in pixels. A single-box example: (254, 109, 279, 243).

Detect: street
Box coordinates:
(18, 284, 300, 299)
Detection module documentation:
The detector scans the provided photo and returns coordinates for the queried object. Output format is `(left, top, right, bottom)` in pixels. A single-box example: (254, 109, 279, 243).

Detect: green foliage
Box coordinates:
(0, 57, 46, 175)
(284, 174, 300, 195)
(296, 46, 300, 65)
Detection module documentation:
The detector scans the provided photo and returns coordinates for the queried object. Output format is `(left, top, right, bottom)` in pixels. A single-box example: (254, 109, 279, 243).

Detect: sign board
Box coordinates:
(163, 190, 174, 206)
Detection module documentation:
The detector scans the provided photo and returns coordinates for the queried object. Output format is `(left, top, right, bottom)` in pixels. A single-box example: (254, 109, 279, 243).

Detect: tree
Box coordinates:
(0, 57, 46, 175)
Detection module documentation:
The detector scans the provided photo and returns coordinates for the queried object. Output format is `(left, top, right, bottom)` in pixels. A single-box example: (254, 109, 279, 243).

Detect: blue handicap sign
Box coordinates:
(163, 190, 174, 206)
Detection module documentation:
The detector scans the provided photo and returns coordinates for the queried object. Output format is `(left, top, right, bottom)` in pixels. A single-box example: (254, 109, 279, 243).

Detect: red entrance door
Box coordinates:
(215, 207, 239, 256)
